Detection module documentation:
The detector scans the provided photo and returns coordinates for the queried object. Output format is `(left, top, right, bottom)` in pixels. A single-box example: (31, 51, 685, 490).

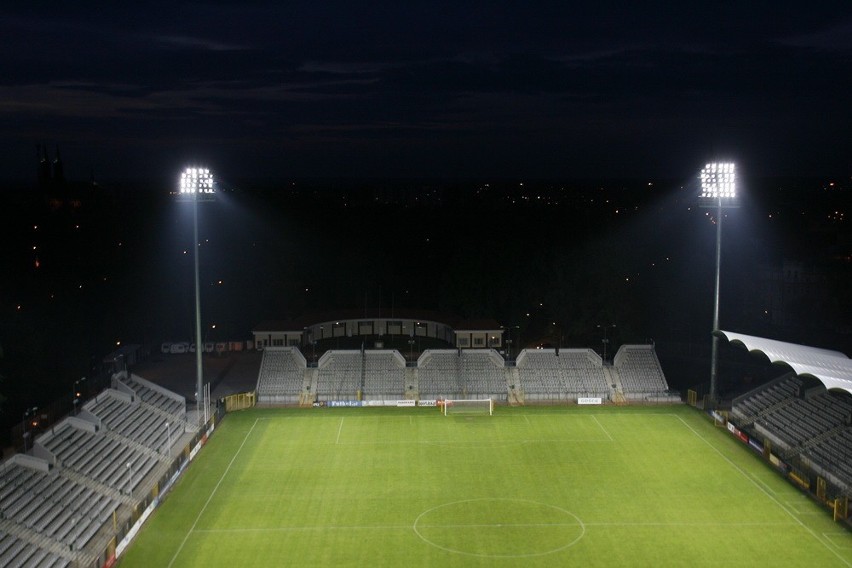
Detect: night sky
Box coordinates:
(1, 3, 852, 429)
(2, 2, 852, 182)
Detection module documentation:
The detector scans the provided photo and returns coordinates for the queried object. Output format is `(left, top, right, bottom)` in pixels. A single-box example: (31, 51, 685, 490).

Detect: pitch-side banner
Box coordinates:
(578, 397, 603, 405)
(727, 421, 749, 444)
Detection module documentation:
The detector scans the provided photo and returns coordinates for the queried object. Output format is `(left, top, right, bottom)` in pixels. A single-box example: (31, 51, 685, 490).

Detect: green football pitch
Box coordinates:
(119, 405, 852, 567)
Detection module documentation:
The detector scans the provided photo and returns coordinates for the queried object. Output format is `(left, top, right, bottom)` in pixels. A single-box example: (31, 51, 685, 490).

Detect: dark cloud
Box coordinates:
(1, 3, 850, 181)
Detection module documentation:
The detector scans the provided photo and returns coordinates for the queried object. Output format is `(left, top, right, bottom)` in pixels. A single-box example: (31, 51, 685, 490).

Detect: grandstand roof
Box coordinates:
(718, 330, 852, 397)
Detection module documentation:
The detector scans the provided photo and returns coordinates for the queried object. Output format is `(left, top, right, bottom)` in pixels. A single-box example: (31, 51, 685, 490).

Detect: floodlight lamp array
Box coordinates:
(179, 167, 214, 195)
(699, 162, 736, 199)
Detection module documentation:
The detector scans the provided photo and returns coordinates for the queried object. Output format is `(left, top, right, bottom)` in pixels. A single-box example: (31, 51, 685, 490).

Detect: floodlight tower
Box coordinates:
(700, 162, 737, 406)
(177, 167, 215, 422)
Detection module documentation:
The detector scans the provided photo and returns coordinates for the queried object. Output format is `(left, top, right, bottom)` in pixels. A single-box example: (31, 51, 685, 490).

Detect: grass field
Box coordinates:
(119, 405, 852, 567)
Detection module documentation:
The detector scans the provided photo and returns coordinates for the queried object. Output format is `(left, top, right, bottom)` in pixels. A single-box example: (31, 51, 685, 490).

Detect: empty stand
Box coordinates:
(733, 375, 852, 492)
(315, 350, 363, 400)
(516, 349, 609, 401)
(362, 351, 406, 400)
(0, 455, 118, 561)
(417, 350, 464, 399)
(256, 347, 308, 403)
(613, 345, 672, 401)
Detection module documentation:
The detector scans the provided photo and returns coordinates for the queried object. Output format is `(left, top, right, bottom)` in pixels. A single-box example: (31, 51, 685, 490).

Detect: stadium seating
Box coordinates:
(0, 373, 191, 566)
(117, 375, 185, 417)
(255, 347, 308, 403)
(516, 349, 609, 401)
(612, 345, 671, 400)
(417, 350, 464, 399)
(730, 373, 801, 425)
(458, 350, 509, 399)
(37, 420, 158, 497)
(253, 346, 677, 404)
(362, 351, 406, 400)
(0, 455, 119, 563)
(0, 529, 68, 568)
(87, 389, 182, 455)
(315, 350, 363, 400)
(802, 428, 852, 488)
(733, 376, 852, 491)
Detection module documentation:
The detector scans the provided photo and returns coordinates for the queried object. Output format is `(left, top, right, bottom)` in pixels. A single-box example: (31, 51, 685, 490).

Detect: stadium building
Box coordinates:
(1, 326, 850, 566)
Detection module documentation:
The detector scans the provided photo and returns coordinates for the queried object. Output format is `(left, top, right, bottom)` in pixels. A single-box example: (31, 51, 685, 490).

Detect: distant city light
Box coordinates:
(700, 162, 736, 199)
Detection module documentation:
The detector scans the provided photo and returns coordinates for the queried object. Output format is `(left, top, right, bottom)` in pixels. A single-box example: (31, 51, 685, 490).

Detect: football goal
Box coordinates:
(442, 398, 494, 416)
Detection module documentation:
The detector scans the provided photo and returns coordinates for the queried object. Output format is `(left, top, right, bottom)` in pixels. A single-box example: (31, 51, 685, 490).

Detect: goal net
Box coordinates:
(442, 398, 493, 416)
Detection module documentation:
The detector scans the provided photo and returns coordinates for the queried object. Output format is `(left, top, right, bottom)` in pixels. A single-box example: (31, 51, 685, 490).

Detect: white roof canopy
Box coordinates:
(717, 330, 852, 397)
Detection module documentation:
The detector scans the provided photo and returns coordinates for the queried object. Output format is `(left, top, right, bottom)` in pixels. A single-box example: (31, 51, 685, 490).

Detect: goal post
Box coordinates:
(442, 398, 493, 416)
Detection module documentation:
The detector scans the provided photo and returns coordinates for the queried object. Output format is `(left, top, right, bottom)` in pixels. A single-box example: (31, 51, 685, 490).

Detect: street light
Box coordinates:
(597, 324, 616, 363)
(177, 167, 215, 423)
(700, 162, 737, 406)
(21, 406, 38, 452)
(503, 325, 520, 361)
(72, 377, 86, 416)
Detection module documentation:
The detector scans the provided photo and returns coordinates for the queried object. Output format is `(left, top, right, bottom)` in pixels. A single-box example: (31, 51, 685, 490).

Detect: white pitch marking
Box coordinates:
(591, 415, 613, 441)
(675, 415, 852, 568)
(195, 524, 413, 533)
(193, 519, 796, 535)
(823, 532, 852, 550)
(335, 417, 344, 445)
(167, 418, 261, 568)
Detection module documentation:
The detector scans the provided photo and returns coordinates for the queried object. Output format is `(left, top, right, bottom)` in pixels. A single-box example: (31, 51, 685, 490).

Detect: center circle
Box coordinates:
(413, 498, 585, 558)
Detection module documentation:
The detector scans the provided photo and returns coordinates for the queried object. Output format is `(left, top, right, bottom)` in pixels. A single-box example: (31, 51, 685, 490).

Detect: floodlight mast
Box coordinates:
(177, 167, 214, 424)
(700, 162, 736, 407)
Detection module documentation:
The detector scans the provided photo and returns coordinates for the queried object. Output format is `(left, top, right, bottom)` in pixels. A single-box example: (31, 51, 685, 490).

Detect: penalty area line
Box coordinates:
(591, 415, 614, 441)
(167, 418, 261, 568)
(335, 417, 344, 444)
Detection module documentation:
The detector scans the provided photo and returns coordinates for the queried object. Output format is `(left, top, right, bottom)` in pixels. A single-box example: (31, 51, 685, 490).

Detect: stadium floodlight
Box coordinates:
(699, 162, 736, 200)
(179, 167, 215, 199)
(176, 166, 215, 424)
(699, 162, 737, 406)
